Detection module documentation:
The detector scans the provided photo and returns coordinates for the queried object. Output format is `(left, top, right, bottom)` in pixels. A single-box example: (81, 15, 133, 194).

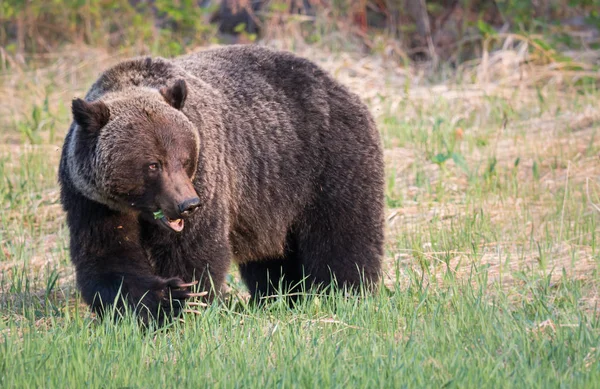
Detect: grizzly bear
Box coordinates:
(59, 45, 384, 324)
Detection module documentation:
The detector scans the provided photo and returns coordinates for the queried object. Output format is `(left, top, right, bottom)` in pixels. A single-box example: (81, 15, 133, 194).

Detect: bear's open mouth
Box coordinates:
(153, 210, 184, 232)
(159, 216, 184, 232)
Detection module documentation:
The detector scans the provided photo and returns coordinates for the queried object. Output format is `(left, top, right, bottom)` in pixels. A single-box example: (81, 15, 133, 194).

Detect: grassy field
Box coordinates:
(1, 43, 600, 387)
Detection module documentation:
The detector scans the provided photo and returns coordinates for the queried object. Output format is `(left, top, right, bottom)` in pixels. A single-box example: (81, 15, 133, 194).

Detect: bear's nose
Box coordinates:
(178, 197, 201, 217)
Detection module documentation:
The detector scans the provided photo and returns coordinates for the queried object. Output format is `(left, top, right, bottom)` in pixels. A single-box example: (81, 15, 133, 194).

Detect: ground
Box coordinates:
(1, 43, 599, 387)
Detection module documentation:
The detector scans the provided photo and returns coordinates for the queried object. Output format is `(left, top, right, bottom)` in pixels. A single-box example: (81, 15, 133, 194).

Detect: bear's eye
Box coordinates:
(148, 163, 160, 172)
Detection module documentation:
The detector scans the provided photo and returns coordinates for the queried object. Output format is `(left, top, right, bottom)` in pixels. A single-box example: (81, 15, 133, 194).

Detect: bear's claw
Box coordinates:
(173, 280, 198, 288)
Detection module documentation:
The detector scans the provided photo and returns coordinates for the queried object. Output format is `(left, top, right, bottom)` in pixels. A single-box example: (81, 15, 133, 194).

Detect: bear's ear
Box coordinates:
(72, 98, 110, 133)
(160, 79, 187, 110)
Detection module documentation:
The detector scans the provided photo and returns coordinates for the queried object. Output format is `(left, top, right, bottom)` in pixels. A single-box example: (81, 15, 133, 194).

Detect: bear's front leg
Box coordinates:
(64, 192, 197, 325)
(78, 269, 199, 326)
(141, 201, 232, 304)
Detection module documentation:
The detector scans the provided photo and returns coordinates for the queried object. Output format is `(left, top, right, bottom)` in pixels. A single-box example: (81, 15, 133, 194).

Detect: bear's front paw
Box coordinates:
(130, 276, 203, 326)
(86, 274, 202, 326)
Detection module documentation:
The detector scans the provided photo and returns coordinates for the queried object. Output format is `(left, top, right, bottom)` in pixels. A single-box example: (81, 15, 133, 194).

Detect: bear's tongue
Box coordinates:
(163, 216, 184, 232)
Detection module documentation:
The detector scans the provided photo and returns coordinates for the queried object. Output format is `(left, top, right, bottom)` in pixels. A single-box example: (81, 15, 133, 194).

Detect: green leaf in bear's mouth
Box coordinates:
(153, 210, 165, 220)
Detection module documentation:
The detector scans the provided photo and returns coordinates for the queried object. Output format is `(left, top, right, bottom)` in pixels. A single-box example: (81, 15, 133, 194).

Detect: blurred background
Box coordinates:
(1, 1, 600, 64)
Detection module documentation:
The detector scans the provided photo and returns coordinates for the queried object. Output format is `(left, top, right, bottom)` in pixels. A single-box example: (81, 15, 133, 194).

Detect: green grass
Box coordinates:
(1, 45, 600, 387)
(1, 280, 599, 387)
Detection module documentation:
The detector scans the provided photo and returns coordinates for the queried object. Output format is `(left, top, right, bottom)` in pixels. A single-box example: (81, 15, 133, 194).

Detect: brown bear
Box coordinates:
(59, 45, 384, 324)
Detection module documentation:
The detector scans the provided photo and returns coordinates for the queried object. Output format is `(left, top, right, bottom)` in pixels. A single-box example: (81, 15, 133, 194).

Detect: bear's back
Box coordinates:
(175, 45, 330, 88)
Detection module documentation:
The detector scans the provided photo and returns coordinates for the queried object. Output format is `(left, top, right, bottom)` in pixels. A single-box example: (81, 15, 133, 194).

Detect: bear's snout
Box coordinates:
(178, 197, 200, 217)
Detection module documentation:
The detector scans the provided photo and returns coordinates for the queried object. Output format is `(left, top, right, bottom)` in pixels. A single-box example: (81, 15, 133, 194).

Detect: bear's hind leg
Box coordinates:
(296, 190, 384, 293)
(239, 251, 304, 303)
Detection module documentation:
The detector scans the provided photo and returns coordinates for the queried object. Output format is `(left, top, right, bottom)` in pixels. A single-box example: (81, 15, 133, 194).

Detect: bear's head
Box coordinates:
(68, 79, 201, 233)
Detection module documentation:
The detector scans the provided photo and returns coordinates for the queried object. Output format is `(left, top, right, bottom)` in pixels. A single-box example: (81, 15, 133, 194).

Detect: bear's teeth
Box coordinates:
(163, 217, 184, 232)
(170, 218, 184, 232)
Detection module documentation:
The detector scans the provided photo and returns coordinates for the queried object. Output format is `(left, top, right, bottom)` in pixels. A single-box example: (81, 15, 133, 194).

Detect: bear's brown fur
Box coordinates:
(59, 45, 385, 324)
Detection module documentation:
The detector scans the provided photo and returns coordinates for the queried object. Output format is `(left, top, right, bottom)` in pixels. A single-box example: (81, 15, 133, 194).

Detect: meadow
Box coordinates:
(1, 39, 599, 387)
